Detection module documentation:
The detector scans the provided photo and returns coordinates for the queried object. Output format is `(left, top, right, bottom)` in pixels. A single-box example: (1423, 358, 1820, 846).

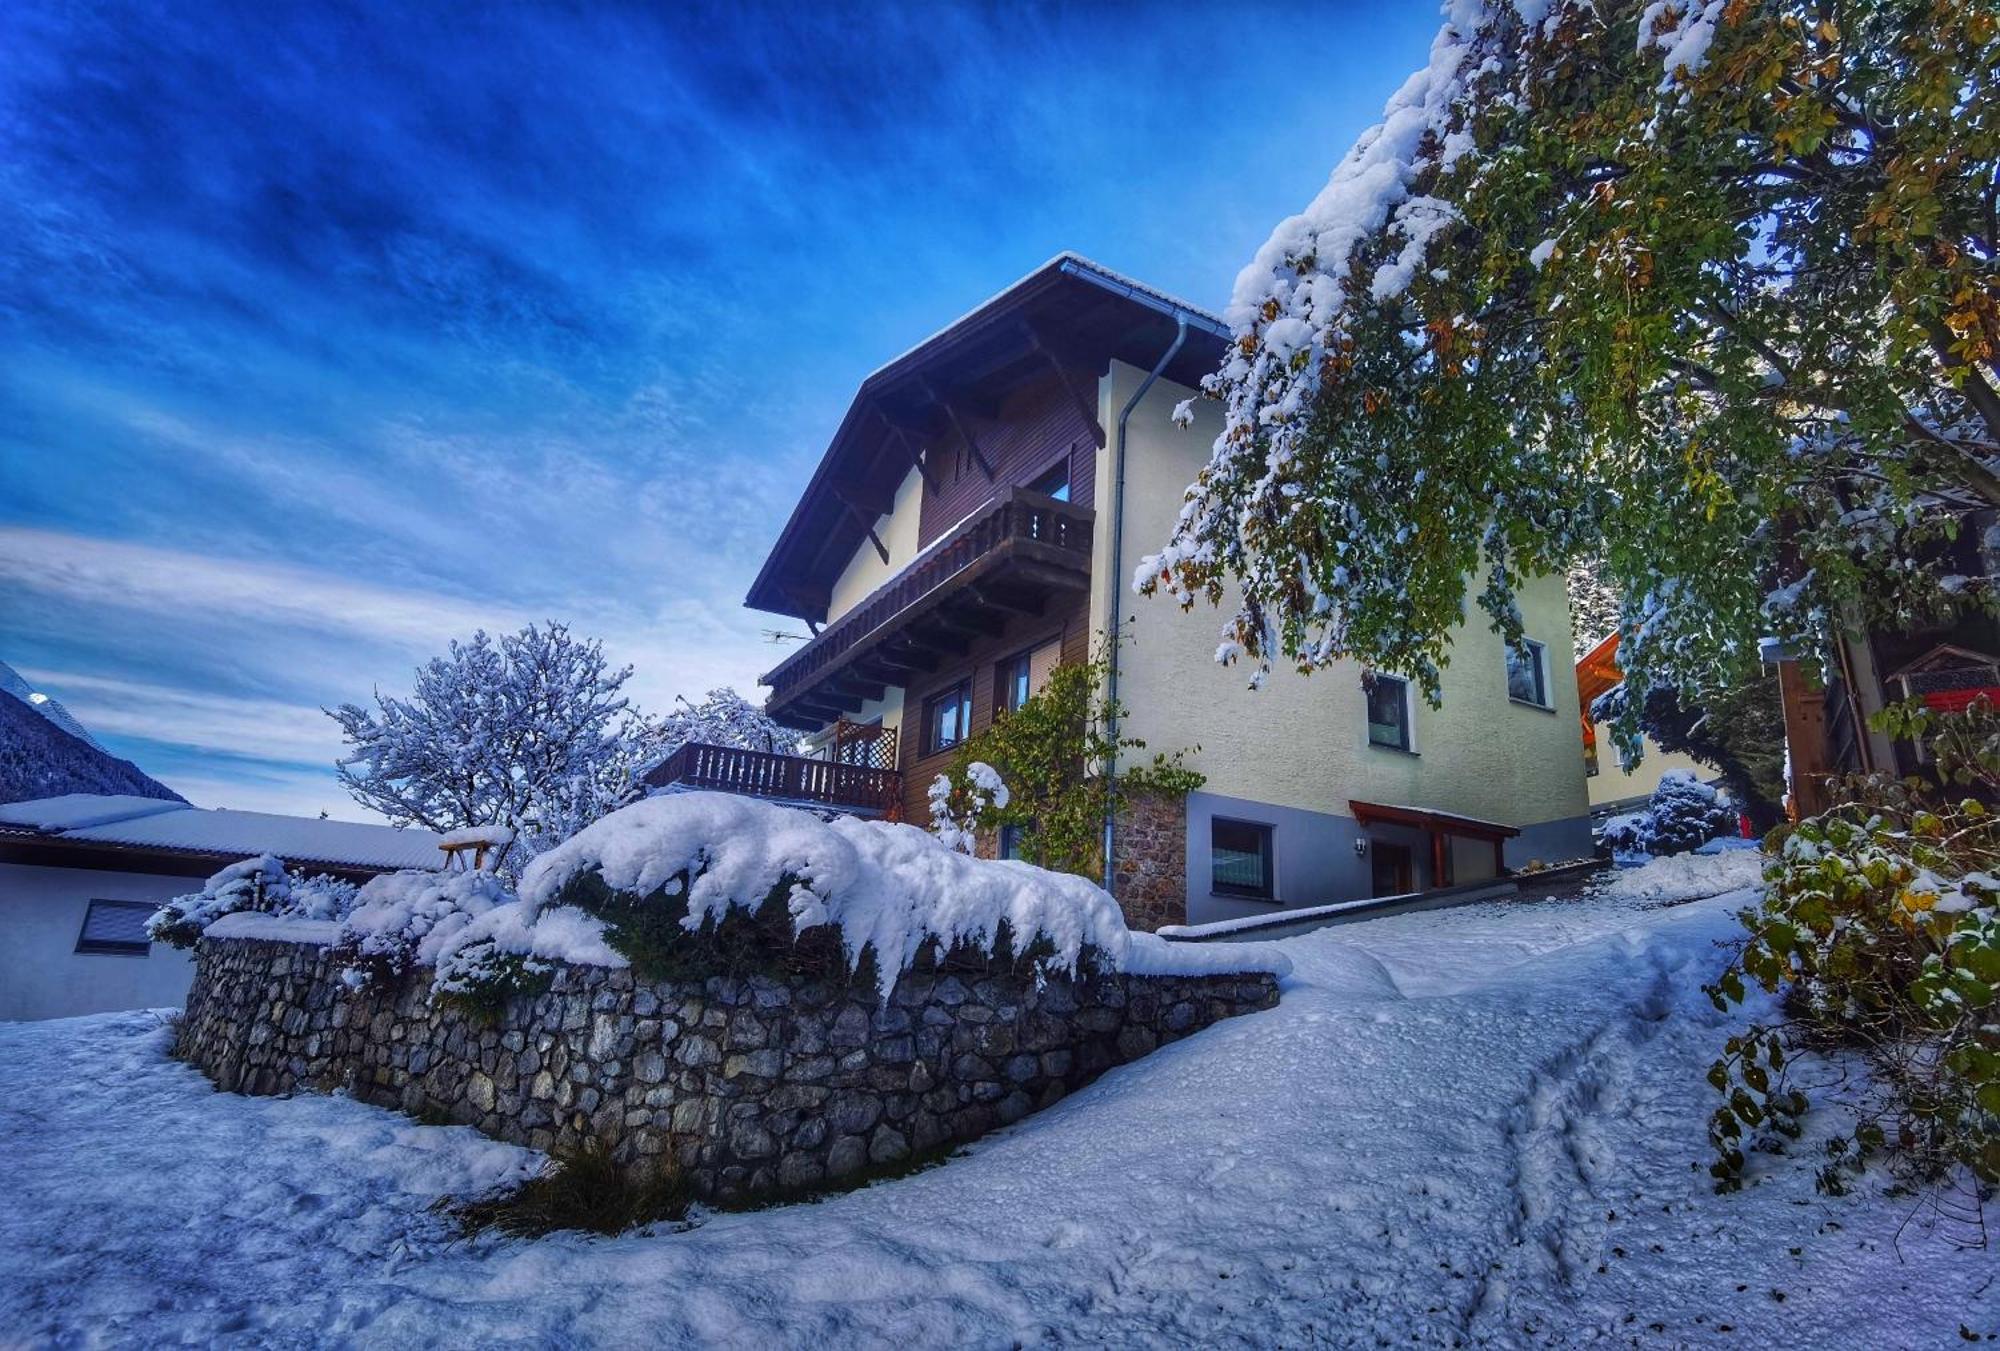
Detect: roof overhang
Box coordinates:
(744, 254, 1229, 623)
(0, 829, 400, 882)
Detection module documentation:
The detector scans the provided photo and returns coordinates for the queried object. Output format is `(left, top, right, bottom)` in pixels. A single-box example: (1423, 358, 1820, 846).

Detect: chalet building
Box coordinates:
(660, 255, 1593, 928)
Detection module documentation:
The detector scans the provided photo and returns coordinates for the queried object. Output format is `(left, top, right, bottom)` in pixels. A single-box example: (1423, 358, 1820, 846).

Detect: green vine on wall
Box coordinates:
(932, 632, 1203, 880)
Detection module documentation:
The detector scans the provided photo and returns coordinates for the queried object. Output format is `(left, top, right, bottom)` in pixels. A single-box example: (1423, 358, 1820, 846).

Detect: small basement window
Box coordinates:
(1211, 818, 1274, 899)
(1506, 638, 1550, 708)
(75, 899, 158, 956)
(1366, 673, 1412, 751)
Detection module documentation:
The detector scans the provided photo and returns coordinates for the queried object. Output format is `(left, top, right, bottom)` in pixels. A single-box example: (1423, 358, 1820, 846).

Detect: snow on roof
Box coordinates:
(0, 794, 442, 871)
(437, 825, 516, 849)
(0, 794, 187, 832)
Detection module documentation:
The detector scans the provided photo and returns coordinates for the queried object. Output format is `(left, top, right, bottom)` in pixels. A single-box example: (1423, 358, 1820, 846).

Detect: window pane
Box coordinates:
(1029, 460, 1070, 502)
(1507, 641, 1546, 705)
(928, 682, 970, 752)
(1003, 655, 1031, 712)
(1211, 819, 1271, 896)
(1367, 676, 1408, 749)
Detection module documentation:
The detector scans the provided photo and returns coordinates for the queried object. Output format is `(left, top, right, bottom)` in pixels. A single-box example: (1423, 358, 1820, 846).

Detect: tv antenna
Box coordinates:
(762, 629, 808, 645)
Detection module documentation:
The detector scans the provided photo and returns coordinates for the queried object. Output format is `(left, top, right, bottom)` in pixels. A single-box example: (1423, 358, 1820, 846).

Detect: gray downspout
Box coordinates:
(1101, 314, 1187, 895)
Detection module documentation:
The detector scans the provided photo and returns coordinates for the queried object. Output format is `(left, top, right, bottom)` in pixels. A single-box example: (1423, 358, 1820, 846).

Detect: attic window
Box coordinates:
(1028, 458, 1070, 503)
(75, 899, 158, 956)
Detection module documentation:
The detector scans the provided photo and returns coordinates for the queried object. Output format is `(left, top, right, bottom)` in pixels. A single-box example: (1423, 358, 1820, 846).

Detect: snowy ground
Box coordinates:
(3, 851, 1993, 1348)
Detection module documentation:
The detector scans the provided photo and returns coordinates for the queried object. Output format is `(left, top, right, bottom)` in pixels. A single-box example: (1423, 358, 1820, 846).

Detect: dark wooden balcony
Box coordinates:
(643, 742, 902, 818)
(762, 487, 1093, 728)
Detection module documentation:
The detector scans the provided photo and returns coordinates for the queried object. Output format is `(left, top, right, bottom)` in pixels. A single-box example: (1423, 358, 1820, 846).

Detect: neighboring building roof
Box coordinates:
(744, 253, 1231, 624)
(0, 795, 187, 832)
(0, 794, 443, 872)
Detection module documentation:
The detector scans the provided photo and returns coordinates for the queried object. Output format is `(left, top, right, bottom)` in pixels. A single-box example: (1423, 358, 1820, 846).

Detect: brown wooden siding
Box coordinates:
(896, 586, 1093, 823)
(917, 365, 1098, 548)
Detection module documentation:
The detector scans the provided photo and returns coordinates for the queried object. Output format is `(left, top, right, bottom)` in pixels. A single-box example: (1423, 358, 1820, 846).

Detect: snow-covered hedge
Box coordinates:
(182, 795, 1284, 1009)
(149, 856, 360, 949)
(520, 792, 1285, 998)
(1601, 770, 1738, 858)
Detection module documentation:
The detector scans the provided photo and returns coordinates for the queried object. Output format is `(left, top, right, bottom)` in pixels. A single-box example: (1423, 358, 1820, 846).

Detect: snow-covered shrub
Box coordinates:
(331, 868, 513, 989)
(927, 762, 1008, 855)
(515, 791, 1255, 999)
(149, 855, 360, 949)
(1601, 770, 1736, 857)
(1706, 698, 2000, 1194)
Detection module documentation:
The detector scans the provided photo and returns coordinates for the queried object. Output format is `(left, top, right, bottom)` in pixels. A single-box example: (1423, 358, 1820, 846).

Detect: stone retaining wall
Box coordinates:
(175, 935, 1278, 1200)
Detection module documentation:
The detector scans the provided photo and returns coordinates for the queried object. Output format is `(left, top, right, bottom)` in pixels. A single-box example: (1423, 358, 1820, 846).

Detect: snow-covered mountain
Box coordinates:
(0, 666, 183, 806)
(0, 660, 106, 753)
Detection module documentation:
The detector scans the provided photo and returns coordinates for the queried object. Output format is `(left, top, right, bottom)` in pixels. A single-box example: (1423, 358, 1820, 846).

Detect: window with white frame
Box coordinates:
(1505, 638, 1550, 708)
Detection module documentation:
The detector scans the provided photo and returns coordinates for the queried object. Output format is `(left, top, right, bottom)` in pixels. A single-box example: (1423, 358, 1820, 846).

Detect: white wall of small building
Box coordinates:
(0, 862, 195, 1021)
(1091, 358, 1594, 922)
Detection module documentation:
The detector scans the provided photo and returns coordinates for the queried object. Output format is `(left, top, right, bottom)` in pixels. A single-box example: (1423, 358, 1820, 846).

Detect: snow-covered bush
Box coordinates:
(331, 868, 514, 989)
(149, 856, 360, 949)
(1601, 770, 1736, 857)
(517, 791, 1278, 999)
(1707, 698, 2000, 1194)
(927, 762, 1008, 855)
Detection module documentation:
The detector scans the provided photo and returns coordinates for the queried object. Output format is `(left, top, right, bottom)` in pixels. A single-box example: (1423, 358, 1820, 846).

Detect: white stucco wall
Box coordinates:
(1094, 358, 1590, 872)
(827, 466, 924, 624)
(0, 862, 196, 1021)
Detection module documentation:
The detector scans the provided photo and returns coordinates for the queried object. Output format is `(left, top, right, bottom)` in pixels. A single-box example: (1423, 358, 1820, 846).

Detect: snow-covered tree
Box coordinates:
(1565, 555, 1621, 652)
(647, 688, 794, 762)
(1141, 1, 2000, 726)
(328, 624, 643, 872)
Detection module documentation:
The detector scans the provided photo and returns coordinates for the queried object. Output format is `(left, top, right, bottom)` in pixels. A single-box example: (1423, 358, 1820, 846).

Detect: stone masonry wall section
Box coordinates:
(175, 935, 1278, 1201)
(1112, 792, 1189, 932)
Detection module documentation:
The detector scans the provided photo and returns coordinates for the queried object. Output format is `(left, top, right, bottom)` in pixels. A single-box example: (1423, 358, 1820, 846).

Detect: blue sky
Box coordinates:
(0, 1, 1439, 820)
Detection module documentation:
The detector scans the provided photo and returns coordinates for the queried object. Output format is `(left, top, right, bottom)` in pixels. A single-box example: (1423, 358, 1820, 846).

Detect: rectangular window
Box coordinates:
(1210, 818, 1274, 899)
(75, 899, 158, 956)
(998, 822, 1027, 860)
(924, 680, 972, 756)
(1366, 674, 1411, 751)
(1506, 639, 1550, 707)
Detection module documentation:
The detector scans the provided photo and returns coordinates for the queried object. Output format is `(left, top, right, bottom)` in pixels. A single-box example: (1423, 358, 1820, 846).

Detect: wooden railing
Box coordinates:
(645, 742, 902, 818)
(765, 487, 1093, 700)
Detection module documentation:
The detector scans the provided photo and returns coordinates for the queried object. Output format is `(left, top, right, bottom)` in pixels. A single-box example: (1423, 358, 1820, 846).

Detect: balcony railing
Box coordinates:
(643, 742, 902, 818)
(763, 487, 1093, 721)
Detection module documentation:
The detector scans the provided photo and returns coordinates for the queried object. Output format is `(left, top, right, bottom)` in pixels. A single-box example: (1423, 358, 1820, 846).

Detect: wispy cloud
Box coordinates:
(0, 525, 512, 648)
(0, 0, 1436, 817)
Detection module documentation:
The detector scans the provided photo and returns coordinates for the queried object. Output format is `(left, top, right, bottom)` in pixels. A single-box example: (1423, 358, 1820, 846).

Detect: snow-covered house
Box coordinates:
(0, 795, 443, 1021)
(1574, 631, 1722, 817)
(689, 254, 1591, 928)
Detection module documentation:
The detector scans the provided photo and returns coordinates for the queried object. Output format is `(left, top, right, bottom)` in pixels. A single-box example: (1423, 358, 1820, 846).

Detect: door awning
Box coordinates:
(1349, 800, 1520, 842)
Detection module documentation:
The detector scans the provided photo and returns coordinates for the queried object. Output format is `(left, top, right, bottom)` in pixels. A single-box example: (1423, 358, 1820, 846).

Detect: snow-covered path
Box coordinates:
(3, 854, 1992, 1347)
